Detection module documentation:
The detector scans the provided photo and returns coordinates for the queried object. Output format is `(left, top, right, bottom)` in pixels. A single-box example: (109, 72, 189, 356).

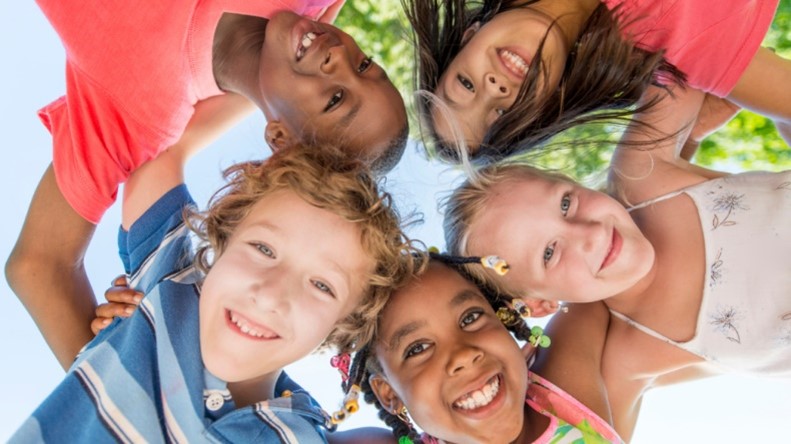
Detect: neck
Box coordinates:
(213, 13, 268, 104)
(226, 369, 282, 408)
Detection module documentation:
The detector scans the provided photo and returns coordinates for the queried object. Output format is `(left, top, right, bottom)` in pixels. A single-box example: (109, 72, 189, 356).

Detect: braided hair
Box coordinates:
(336, 253, 534, 441)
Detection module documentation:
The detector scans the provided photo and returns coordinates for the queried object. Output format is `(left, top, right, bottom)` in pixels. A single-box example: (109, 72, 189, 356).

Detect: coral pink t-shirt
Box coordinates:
(36, 0, 336, 223)
(602, 0, 779, 97)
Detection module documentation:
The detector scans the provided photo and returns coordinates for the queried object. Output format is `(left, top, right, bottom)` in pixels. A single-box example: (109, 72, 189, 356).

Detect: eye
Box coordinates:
(324, 90, 343, 112)
(460, 310, 483, 328)
(311, 280, 335, 297)
(543, 243, 555, 265)
(357, 57, 373, 73)
(457, 74, 475, 92)
(404, 342, 430, 359)
(254, 243, 275, 259)
(560, 193, 571, 215)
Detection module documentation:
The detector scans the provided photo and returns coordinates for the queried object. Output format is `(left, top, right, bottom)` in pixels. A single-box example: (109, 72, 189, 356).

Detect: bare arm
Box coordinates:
(530, 301, 613, 424)
(728, 46, 791, 146)
(327, 427, 396, 444)
(5, 93, 254, 370)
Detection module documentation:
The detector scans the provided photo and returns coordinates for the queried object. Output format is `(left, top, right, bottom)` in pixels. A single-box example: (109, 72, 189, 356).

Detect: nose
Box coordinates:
(319, 44, 352, 76)
(250, 270, 292, 314)
(484, 73, 510, 97)
(445, 343, 484, 376)
(571, 219, 607, 255)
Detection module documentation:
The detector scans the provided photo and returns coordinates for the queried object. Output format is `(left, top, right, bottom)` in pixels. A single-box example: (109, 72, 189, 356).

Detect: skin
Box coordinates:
(198, 189, 373, 399)
(216, 11, 408, 158)
(432, 0, 598, 151)
(369, 262, 548, 444)
(463, 85, 745, 440)
(466, 175, 656, 308)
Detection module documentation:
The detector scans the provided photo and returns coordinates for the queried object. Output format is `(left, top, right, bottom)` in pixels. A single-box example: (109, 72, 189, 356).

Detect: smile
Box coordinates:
(453, 375, 501, 411)
(296, 31, 321, 61)
(227, 310, 279, 340)
(600, 227, 622, 271)
(497, 48, 529, 80)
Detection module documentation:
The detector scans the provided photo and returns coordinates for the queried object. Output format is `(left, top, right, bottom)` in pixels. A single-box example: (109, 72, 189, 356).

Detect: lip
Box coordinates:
(496, 47, 531, 84)
(451, 373, 507, 419)
(225, 309, 280, 341)
(292, 18, 321, 62)
(599, 227, 622, 272)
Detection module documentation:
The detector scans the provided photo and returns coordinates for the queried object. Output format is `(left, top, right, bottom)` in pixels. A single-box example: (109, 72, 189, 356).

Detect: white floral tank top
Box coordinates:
(610, 171, 791, 376)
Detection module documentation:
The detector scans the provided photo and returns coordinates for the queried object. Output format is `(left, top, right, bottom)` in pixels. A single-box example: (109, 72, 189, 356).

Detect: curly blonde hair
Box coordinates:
(443, 162, 574, 297)
(187, 144, 425, 352)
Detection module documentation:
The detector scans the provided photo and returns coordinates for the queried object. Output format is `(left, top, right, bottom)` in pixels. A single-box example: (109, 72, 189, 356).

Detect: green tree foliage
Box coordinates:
(337, 1, 790, 180)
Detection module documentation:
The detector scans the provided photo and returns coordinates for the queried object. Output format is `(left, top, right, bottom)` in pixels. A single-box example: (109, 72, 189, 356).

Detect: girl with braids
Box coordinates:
(442, 86, 791, 440)
(402, 0, 790, 162)
(335, 256, 620, 444)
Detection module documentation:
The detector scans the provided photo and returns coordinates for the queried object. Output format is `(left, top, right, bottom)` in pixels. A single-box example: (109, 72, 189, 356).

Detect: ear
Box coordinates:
(264, 121, 297, 152)
(369, 374, 403, 414)
(519, 296, 560, 318)
(462, 22, 481, 45)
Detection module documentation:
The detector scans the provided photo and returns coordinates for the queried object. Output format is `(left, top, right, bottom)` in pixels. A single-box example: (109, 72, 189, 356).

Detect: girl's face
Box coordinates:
(432, 7, 569, 151)
(467, 175, 655, 303)
(371, 263, 529, 444)
(199, 189, 373, 387)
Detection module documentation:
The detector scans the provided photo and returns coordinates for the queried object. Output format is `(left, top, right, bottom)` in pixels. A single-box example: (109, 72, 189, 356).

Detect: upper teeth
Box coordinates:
(297, 32, 317, 60)
(500, 49, 529, 77)
(230, 312, 271, 339)
(454, 376, 500, 410)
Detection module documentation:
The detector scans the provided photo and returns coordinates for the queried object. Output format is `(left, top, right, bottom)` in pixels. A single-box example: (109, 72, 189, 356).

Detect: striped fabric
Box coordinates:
(11, 185, 329, 443)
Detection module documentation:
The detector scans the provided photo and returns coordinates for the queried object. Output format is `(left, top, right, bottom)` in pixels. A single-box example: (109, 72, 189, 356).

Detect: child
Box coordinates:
(442, 87, 791, 440)
(6, 0, 409, 367)
(403, 0, 790, 161)
(10, 140, 420, 442)
(331, 255, 621, 443)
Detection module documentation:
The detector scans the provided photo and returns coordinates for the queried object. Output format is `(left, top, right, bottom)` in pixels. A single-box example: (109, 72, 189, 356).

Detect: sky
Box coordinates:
(1, 2, 790, 442)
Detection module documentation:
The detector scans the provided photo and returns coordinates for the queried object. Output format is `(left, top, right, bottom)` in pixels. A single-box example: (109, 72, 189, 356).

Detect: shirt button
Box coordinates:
(205, 391, 225, 411)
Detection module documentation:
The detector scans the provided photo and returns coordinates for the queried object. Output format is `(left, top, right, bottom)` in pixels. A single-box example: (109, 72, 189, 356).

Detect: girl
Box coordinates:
(442, 87, 791, 440)
(7, 0, 409, 367)
(11, 140, 421, 441)
(403, 0, 790, 162)
(330, 255, 621, 443)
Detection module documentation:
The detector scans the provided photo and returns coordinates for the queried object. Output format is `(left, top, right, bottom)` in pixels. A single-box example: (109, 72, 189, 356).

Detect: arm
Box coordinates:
(327, 428, 396, 444)
(5, 93, 254, 370)
(728, 46, 791, 146)
(530, 301, 613, 424)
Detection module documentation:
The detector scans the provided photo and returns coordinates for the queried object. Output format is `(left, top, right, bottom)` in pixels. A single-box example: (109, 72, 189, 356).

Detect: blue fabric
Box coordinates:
(12, 185, 329, 443)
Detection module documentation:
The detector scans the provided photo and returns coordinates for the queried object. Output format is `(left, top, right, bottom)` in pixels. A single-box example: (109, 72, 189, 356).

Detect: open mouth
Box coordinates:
(296, 31, 323, 61)
(600, 227, 622, 272)
(226, 310, 279, 340)
(497, 48, 530, 81)
(453, 374, 502, 412)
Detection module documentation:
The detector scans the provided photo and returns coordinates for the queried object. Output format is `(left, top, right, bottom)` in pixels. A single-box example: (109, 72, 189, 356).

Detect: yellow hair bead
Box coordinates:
(481, 255, 509, 276)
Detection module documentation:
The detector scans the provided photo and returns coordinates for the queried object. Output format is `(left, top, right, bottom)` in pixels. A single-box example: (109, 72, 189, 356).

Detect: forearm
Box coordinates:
(6, 165, 98, 370)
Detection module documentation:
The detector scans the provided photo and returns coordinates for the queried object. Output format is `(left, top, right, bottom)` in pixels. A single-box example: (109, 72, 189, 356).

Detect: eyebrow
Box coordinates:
(386, 288, 482, 351)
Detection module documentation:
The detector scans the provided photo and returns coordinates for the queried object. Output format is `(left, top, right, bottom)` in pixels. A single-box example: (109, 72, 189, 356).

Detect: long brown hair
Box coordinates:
(403, 0, 686, 163)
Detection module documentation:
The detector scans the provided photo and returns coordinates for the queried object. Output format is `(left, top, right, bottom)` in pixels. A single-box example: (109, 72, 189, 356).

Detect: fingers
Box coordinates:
(91, 300, 139, 335)
(111, 274, 128, 287)
(104, 281, 142, 305)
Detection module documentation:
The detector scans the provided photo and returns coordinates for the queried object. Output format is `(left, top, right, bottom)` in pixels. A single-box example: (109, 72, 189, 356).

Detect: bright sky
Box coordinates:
(2, 2, 790, 442)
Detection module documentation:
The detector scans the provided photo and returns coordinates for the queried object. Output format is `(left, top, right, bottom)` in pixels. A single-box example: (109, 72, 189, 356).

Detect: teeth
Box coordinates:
(454, 376, 500, 410)
(500, 50, 529, 77)
(296, 32, 318, 61)
(229, 312, 270, 339)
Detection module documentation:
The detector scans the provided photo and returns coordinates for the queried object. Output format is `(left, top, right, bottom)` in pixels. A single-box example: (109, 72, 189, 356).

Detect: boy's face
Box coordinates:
(467, 175, 655, 303)
(199, 189, 373, 384)
(258, 11, 407, 160)
(371, 263, 529, 443)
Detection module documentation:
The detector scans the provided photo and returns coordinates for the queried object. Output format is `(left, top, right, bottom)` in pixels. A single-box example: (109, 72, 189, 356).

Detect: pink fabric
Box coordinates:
(526, 372, 622, 443)
(602, 0, 779, 97)
(36, 0, 336, 223)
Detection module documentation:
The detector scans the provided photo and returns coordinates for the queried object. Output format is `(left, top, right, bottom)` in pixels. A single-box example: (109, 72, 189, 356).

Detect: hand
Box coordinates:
(90, 275, 142, 335)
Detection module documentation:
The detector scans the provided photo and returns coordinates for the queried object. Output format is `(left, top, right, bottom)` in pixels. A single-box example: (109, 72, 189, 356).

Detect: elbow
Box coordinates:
(6, 246, 37, 299)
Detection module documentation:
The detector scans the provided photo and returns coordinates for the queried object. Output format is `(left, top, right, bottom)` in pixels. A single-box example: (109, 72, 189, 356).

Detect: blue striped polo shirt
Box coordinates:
(11, 185, 330, 443)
